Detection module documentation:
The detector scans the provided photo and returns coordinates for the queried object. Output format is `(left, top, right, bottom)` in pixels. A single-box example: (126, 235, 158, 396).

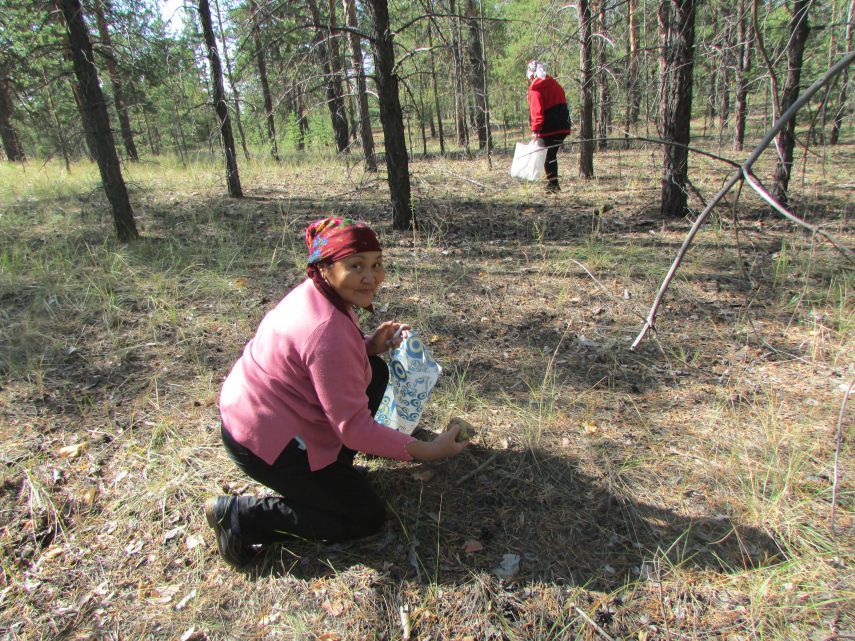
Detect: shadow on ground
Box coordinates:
(247, 443, 781, 593)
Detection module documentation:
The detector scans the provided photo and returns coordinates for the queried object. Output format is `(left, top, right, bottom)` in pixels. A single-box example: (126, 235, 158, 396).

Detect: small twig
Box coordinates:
(455, 450, 500, 485)
(656, 559, 672, 641)
(742, 170, 854, 262)
(399, 603, 411, 640)
(439, 165, 489, 189)
(831, 380, 853, 533)
(566, 258, 648, 324)
(571, 603, 616, 641)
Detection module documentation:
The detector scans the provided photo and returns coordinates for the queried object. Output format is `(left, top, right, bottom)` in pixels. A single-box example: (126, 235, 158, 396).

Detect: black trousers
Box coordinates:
(221, 355, 390, 544)
(542, 134, 567, 186)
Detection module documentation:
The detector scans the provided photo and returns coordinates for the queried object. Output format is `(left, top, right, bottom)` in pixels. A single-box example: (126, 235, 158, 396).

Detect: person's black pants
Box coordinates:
(220, 354, 390, 544)
(542, 134, 567, 187)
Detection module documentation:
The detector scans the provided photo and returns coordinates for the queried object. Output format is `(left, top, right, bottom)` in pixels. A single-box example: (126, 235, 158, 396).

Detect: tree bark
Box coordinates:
(198, 0, 243, 197)
(57, 0, 138, 241)
(306, 0, 349, 153)
(448, 0, 468, 149)
(578, 0, 595, 178)
(596, 0, 611, 150)
(343, 0, 376, 170)
(213, 0, 250, 162)
(733, 0, 753, 151)
(625, 0, 641, 135)
(427, 11, 446, 156)
(0, 74, 25, 162)
(658, 0, 697, 217)
(251, 0, 279, 161)
(772, 0, 810, 206)
(365, 0, 412, 229)
(465, 0, 490, 150)
(831, 0, 854, 144)
(93, 0, 138, 161)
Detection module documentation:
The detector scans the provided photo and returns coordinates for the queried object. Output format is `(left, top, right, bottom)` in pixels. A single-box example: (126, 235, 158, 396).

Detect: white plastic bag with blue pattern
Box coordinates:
(375, 330, 441, 434)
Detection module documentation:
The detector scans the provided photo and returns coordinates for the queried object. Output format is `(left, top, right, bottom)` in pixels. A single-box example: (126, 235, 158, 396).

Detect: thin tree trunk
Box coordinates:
(198, 0, 243, 197)
(93, 0, 138, 161)
(772, 0, 810, 206)
(43, 68, 70, 170)
(596, 0, 611, 150)
(831, 0, 854, 144)
(449, 0, 468, 149)
(659, 0, 697, 217)
(343, 0, 376, 170)
(465, 0, 490, 150)
(213, 0, 250, 162)
(0, 74, 25, 162)
(626, 0, 641, 128)
(366, 0, 412, 229)
(733, 0, 753, 151)
(306, 0, 349, 153)
(578, 0, 595, 178)
(251, 0, 279, 160)
(57, 0, 138, 241)
(427, 10, 445, 155)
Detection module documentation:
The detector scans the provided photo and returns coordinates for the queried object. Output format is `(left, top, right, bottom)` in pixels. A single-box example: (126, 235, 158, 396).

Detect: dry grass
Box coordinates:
(0, 138, 852, 640)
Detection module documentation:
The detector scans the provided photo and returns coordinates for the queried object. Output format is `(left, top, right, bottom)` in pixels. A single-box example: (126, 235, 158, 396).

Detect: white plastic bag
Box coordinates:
(375, 330, 441, 435)
(510, 141, 546, 181)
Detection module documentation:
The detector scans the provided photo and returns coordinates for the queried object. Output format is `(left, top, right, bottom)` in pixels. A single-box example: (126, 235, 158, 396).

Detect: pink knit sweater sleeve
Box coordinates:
(304, 317, 415, 461)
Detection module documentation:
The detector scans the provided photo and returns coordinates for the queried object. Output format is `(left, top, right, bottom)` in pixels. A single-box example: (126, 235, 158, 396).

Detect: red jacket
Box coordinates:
(528, 76, 572, 137)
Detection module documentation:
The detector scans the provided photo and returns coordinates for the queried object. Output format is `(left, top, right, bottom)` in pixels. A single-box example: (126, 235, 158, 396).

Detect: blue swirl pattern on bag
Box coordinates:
(375, 330, 442, 434)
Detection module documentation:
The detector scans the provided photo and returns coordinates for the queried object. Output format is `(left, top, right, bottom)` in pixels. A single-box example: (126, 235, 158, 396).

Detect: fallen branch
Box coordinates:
(831, 380, 853, 533)
(631, 50, 855, 350)
(455, 450, 500, 485)
(570, 603, 617, 641)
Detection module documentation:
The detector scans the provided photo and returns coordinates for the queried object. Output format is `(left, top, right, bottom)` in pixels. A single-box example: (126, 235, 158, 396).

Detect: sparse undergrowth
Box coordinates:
(0, 144, 852, 640)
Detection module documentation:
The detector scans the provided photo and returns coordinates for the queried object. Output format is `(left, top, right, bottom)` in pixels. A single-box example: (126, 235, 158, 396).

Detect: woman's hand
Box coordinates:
(406, 424, 469, 461)
(366, 321, 409, 356)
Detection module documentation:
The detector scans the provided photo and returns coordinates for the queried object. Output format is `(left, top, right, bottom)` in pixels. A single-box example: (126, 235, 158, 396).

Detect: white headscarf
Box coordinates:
(526, 60, 547, 81)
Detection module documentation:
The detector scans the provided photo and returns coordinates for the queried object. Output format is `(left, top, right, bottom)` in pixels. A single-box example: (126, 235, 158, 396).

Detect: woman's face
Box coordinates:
(320, 251, 385, 308)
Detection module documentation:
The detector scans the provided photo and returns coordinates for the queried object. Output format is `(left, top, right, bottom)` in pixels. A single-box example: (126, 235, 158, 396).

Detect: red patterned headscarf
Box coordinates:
(304, 216, 382, 316)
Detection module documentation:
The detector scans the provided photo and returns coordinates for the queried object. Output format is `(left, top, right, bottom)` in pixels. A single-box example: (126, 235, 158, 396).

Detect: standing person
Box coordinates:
(206, 216, 468, 567)
(527, 60, 573, 193)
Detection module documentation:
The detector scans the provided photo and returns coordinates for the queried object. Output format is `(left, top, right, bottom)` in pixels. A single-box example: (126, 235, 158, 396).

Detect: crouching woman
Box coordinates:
(205, 216, 468, 567)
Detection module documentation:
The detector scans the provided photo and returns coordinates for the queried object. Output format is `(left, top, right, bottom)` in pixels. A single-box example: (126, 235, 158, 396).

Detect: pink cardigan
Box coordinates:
(219, 279, 415, 470)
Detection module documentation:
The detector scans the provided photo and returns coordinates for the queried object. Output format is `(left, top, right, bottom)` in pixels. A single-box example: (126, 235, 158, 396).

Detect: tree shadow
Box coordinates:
(247, 443, 782, 592)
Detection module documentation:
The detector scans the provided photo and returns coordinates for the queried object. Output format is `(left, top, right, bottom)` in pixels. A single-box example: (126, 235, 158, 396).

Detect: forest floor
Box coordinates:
(0, 138, 853, 641)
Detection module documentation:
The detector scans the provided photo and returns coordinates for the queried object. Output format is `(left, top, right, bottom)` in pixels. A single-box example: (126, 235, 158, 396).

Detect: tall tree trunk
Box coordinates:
(625, 0, 641, 134)
(717, 3, 732, 136)
(251, 0, 279, 160)
(449, 0, 468, 149)
(365, 0, 412, 229)
(427, 12, 446, 155)
(43, 67, 71, 171)
(831, 0, 854, 144)
(343, 0, 376, 170)
(93, 0, 138, 161)
(658, 0, 697, 217)
(465, 0, 490, 150)
(578, 0, 595, 178)
(57, 0, 138, 241)
(213, 0, 250, 162)
(733, 0, 753, 151)
(306, 0, 349, 153)
(0, 74, 25, 162)
(198, 0, 243, 197)
(596, 0, 611, 150)
(772, 0, 810, 206)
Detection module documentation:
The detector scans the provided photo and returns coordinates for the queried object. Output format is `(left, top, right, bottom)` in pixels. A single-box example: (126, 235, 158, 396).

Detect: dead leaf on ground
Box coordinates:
(411, 469, 434, 482)
(463, 539, 484, 553)
(57, 442, 86, 459)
